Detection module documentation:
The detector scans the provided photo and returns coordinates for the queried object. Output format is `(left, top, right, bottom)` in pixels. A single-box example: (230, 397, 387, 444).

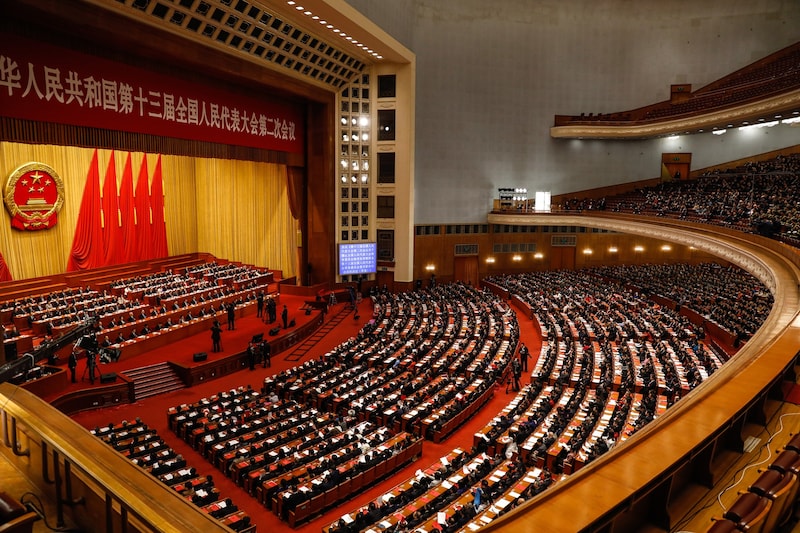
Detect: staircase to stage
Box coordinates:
(123, 362, 185, 401)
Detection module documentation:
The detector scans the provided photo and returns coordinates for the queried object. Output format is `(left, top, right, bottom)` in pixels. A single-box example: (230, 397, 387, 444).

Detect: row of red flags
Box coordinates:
(67, 150, 169, 271)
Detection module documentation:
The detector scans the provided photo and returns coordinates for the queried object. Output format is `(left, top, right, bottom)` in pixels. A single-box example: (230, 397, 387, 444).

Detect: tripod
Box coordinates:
(81, 351, 97, 383)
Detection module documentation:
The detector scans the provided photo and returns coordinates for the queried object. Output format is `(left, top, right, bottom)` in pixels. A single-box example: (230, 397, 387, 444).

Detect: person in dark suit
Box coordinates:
(256, 291, 265, 318)
(68, 350, 78, 383)
(86, 351, 97, 384)
(519, 342, 530, 372)
(227, 302, 236, 330)
(211, 320, 222, 352)
(281, 305, 289, 329)
(247, 342, 257, 371)
(262, 340, 271, 368)
(266, 298, 277, 324)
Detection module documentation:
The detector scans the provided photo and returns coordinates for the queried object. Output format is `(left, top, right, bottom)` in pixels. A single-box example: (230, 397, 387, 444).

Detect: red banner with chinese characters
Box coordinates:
(0, 33, 304, 153)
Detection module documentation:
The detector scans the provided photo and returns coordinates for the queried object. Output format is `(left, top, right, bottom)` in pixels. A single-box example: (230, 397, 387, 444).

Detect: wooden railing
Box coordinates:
(0, 382, 235, 533)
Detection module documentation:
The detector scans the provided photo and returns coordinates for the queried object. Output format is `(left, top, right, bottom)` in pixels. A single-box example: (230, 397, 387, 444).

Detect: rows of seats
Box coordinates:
(91, 418, 255, 532)
(484, 267, 766, 474)
(163, 284, 517, 529)
(569, 153, 800, 247)
(588, 262, 773, 345)
(324, 407, 556, 533)
(707, 434, 800, 533)
(167, 384, 422, 527)
(556, 43, 800, 125)
(278, 285, 518, 443)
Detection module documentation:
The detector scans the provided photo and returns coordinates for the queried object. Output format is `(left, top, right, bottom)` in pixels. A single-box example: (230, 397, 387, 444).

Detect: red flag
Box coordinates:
(134, 156, 153, 260)
(67, 149, 105, 271)
(119, 153, 137, 263)
(101, 150, 123, 265)
(0, 252, 12, 282)
(150, 154, 169, 259)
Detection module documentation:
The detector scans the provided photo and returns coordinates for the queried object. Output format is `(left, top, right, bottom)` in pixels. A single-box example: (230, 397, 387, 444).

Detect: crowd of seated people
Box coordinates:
(91, 417, 255, 532)
(587, 262, 773, 345)
(561, 153, 800, 246)
(167, 384, 422, 526)
(483, 266, 765, 473)
(324, 436, 555, 533)
(185, 262, 273, 288)
(0, 263, 274, 366)
(2, 287, 95, 323)
(161, 284, 519, 527)
(284, 283, 519, 441)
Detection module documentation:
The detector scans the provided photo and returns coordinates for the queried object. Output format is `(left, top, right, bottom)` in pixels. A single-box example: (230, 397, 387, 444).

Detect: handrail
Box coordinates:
(0, 382, 234, 533)
(483, 212, 800, 532)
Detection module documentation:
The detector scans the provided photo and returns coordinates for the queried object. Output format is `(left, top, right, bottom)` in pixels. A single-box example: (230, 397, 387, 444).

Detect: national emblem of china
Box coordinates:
(4, 162, 65, 231)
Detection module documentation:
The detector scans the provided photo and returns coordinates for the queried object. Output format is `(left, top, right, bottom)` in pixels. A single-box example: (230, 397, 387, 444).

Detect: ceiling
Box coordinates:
(76, 0, 411, 94)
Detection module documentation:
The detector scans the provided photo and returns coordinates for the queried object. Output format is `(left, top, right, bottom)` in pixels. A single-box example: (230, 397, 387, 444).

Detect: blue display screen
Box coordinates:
(339, 242, 377, 276)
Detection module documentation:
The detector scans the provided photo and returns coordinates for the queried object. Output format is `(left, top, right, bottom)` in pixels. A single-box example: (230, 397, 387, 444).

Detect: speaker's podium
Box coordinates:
(193, 352, 208, 362)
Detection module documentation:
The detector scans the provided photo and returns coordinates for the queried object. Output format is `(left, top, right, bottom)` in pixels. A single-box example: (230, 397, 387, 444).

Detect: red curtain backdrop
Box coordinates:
(67, 149, 105, 271)
(102, 150, 123, 266)
(150, 155, 169, 259)
(134, 157, 153, 261)
(0, 252, 12, 282)
(119, 154, 137, 264)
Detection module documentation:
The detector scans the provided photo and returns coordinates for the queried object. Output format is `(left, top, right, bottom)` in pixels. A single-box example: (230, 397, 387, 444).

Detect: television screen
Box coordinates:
(339, 242, 377, 276)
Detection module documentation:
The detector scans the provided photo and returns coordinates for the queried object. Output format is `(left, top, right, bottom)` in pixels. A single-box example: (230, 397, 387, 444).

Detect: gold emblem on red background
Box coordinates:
(4, 162, 65, 230)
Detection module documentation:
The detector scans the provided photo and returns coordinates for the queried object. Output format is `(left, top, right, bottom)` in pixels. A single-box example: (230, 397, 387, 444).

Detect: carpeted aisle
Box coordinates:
(69, 296, 545, 533)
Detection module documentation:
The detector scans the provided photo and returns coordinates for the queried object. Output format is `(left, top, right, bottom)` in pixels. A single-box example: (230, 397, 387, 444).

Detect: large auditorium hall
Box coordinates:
(2, 2, 800, 533)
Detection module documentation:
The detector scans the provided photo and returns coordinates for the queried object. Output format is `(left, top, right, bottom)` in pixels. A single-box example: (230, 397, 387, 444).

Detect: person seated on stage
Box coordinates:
(100, 335, 112, 348)
(115, 332, 126, 344)
(129, 330, 138, 340)
(140, 324, 151, 336)
(106, 318, 117, 329)
(139, 309, 148, 320)
(127, 312, 136, 323)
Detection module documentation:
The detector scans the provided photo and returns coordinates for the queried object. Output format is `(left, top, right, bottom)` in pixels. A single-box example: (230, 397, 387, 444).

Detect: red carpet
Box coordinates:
(69, 297, 544, 533)
(784, 382, 800, 405)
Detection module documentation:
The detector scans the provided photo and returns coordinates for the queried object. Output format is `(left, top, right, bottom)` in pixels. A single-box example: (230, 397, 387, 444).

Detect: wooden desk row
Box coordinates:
(283, 435, 423, 528)
(325, 447, 467, 533)
(92, 419, 256, 533)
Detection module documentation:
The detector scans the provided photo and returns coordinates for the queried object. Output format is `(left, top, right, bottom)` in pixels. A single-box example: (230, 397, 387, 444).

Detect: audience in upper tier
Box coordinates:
(561, 153, 800, 246)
